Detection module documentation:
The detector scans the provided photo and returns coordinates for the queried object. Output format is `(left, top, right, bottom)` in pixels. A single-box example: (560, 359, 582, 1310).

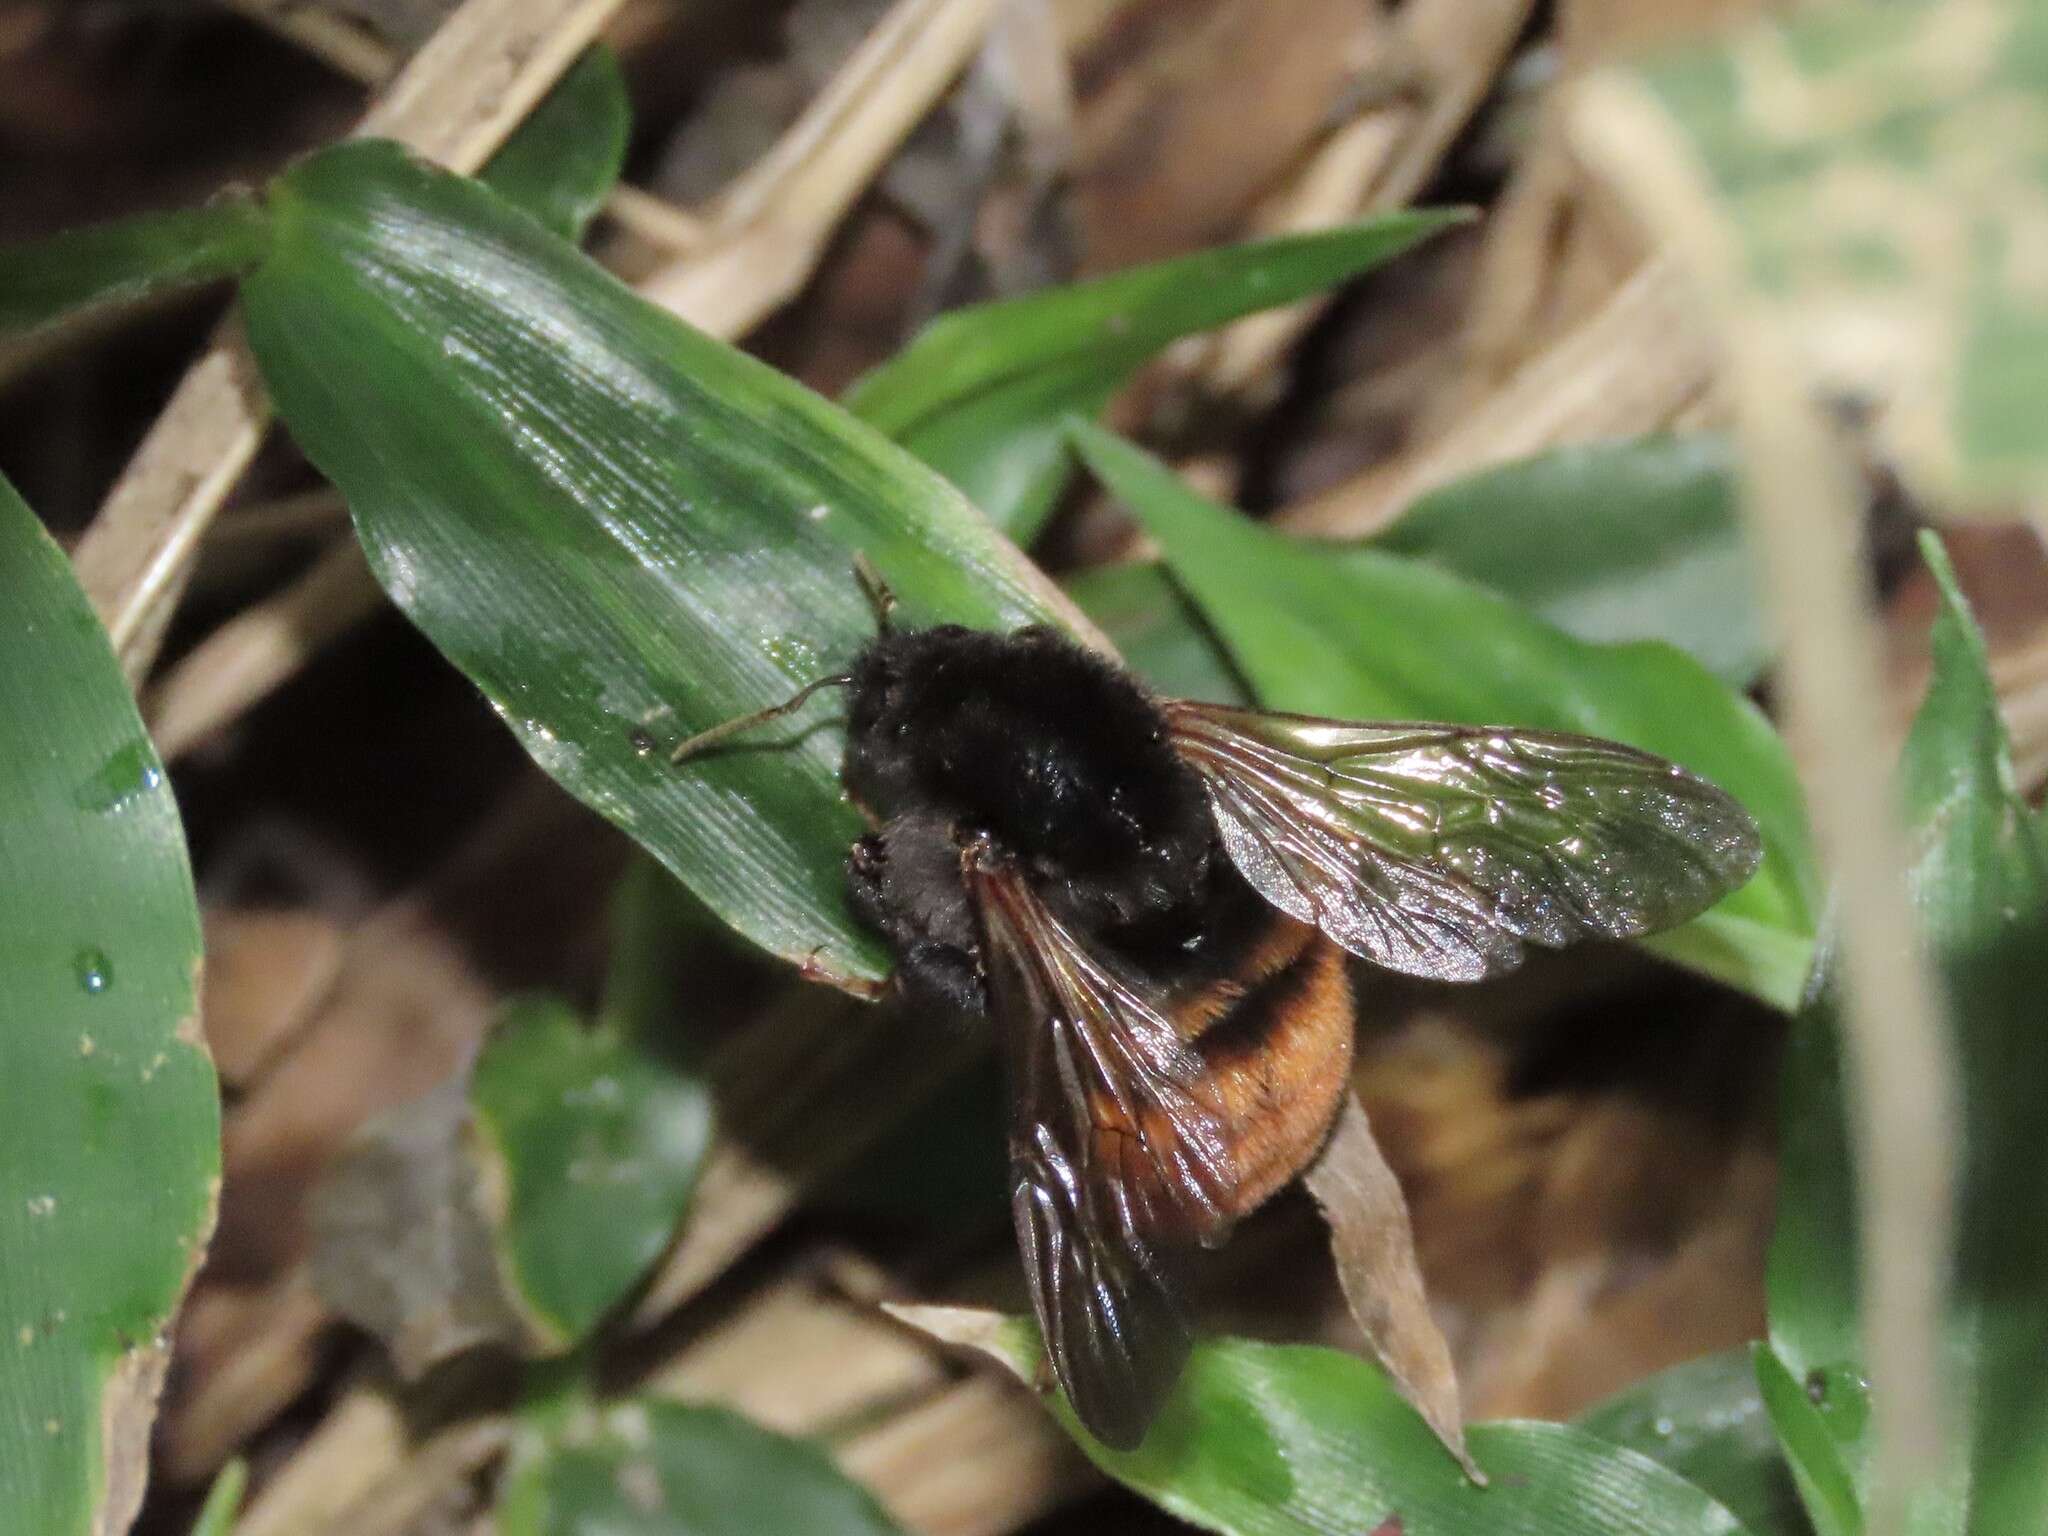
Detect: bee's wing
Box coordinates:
(1165, 700, 1764, 984)
(966, 855, 1238, 1450)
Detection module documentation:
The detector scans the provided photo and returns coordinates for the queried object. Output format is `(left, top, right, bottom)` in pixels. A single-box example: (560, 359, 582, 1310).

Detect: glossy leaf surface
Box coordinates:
(0, 473, 217, 1535)
(899, 1309, 1754, 1536)
(1578, 1349, 1811, 1536)
(243, 141, 1071, 986)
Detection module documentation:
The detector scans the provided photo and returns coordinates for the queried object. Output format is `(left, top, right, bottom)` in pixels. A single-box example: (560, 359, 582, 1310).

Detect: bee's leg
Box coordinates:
(852, 551, 898, 633)
(799, 944, 888, 1001)
(844, 783, 882, 830)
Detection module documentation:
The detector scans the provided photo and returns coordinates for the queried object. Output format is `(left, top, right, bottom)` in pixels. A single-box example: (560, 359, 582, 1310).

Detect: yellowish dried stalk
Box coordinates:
(1194, 0, 1535, 394)
(72, 0, 629, 680)
(638, 0, 1003, 331)
(631, 991, 982, 1324)
(234, 1386, 413, 1536)
(219, 0, 713, 256)
(1575, 73, 1957, 1527)
(1278, 254, 1711, 537)
(220, 0, 396, 84)
(150, 539, 383, 761)
(643, 1263, 949, 1434)
(148, 0, 1012, 750)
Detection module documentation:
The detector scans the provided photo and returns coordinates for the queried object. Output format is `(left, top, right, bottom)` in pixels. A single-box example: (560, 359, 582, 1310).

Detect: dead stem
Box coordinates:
(1574, 73, 1957, 1529)
(637, 0, 1006, 332)
(149, 538, 383, 761)
(72, 0, 630, 682)
(148, 0, 1104, 750)
(1278, 255, 1712, 538)
(1192, 0, 1535, 395)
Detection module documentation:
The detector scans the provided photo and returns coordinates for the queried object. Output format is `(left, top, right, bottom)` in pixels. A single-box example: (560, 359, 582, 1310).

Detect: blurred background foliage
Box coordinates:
(2, 1, 2043, 1534)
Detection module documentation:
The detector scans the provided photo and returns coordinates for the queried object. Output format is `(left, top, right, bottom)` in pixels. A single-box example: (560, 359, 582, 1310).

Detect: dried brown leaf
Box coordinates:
(1301, 1090, 1479, 1481)
(308, 1078, 523, 1378)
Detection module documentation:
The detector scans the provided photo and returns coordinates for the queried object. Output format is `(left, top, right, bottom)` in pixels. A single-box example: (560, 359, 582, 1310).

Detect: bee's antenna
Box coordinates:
(852, 552, 898, 634)
(669, 672, 853, 764)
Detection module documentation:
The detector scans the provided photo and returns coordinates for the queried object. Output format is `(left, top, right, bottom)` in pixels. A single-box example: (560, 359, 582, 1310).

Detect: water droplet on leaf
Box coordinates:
(75, 949, 112, 995)
(79, 743, 161, 812)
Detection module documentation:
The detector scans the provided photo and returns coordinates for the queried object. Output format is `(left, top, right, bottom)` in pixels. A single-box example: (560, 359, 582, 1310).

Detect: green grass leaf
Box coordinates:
(1751, 1346, 1864, 1536)
(0, 472, 218, 1535)
(189, 1460, 247, 1536)
(1577, 1349, 1812, 1536)
(479, 46, 631, 242)
(899, 1309, 1753, 1535)
(1764, 533, 2048, 1534)
(846, 212, 1466, 538)
(498, 1400, 904, 1535)
(0, 195, 267, 343)
(1064, 561, 1250, 705)
(1068, 419, 1816, 1009)
(470, 995, 710, 1350)
(1376, 436, 1769, 690)
(241, 140, 1071, 987)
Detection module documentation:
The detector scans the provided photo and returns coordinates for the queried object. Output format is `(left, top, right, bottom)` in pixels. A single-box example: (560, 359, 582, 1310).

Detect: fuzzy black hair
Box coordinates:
(840, 623, 1218, 1015)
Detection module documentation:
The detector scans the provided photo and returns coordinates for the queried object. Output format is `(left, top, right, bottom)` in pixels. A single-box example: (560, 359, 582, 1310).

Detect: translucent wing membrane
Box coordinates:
(1166, 700, 1764, 984)
(967, 853, 1239, 1448)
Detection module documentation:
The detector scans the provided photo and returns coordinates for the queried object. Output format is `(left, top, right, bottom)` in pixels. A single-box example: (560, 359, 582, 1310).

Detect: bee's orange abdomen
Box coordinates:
(1176, 916, 1354, 1219)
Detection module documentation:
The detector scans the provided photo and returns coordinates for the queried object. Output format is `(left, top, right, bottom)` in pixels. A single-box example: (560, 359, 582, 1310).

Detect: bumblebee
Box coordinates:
(674, 569, 1761, 1448)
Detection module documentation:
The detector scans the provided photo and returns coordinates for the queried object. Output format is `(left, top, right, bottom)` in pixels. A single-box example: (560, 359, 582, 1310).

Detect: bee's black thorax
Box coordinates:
(841, 624, 1218, 1017)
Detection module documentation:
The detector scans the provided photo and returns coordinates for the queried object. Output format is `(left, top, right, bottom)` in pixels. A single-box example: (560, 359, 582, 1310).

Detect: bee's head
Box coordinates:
(840, 624, 983, 812)
(841, 624, 1213, 924)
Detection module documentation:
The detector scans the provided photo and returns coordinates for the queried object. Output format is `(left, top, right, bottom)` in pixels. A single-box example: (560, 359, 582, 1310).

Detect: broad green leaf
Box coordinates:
(898, 1309, 1752, 1536)
(1764, 534, 2048, 1534)
(1577, 0, 2048, 506)
(1375, 436, 1769, 690)
(190, 1460, 248, 1536)
(1068, 420, 1816, 1009)
(497, 1400, 904, 1536)
(0, 473, 217, 1534)
(0, 195, 266, 342)
(1065, 561, 1250, 705)
(845, 213, 1465, 538)
(1577, 1349, 1812, 1536)
(470, 995, 710, 1350)
(242, 140, 1068, 987)
(479, 46, 631, 242)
